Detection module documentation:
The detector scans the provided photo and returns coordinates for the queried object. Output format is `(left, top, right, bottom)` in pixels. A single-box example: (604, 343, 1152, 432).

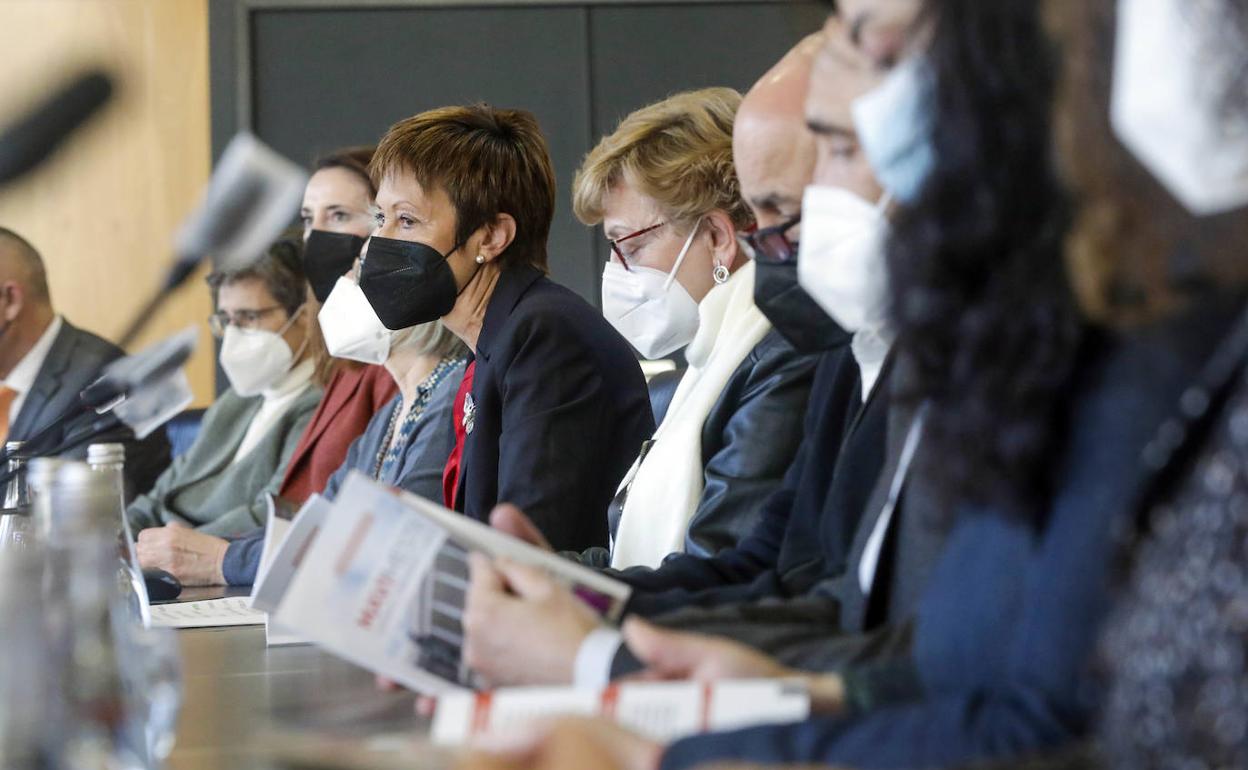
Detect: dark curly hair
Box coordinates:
(886, 0, 1083, 521)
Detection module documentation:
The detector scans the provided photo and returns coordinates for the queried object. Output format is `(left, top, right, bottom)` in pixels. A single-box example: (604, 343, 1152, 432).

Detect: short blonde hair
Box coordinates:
(572, 88, 752, 231)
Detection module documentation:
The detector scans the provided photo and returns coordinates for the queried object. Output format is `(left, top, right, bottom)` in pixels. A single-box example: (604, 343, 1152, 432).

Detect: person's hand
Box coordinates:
(623, 618, 845, 714)
(455, 717, 663, 770)
(136, 522, 228, 586)
(623, 617, 795, 681)
(462, 553, 601, 686)
(489, 504, 554, 552)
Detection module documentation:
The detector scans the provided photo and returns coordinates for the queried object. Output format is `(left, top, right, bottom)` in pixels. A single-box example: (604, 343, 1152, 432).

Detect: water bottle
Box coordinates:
(0, 548, 52, 769)
(86, 444, 182, 769)
(43, 461, 140, 770)
(26, 457, 66, 547)
(0, 441, 34, 549)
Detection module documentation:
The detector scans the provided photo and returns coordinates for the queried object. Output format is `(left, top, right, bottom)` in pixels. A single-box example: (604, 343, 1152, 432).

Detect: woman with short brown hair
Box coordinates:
(360, 103, 654, 553)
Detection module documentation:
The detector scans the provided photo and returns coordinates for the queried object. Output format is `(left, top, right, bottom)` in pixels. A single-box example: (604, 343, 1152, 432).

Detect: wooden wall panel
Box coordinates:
(0, 0, 214, 405)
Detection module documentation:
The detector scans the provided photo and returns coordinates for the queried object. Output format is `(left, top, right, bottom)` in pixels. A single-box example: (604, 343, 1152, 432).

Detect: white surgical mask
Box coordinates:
(796, 185, 892, 333)
(851, 56, 937, 204)
(1111, 0, 1248, 215)
(219, 306, 304, 396)
(601, 221, 702, 359)
(318, 276, 392, 365)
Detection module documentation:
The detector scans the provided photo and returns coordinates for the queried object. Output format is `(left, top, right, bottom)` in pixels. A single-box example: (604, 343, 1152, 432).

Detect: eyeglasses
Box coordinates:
(208, 306, 285, 339)
(608, 223, 665, 271)
(742, 214, 801, 264)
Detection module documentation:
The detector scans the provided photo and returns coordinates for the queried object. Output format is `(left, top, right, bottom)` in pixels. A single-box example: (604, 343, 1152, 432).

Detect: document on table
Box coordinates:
(431, 679, 810, 746)
(149, 597, 266, 628)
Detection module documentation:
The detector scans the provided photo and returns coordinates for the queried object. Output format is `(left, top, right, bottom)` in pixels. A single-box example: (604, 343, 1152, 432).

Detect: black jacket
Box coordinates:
(12, 319, 171, 498)
(578, 329, 819, 565)
(452, 265, 654, 553)
(615, 332, 884, 615)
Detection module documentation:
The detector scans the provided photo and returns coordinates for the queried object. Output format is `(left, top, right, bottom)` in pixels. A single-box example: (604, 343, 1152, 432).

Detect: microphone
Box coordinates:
(0, 328, 200, 472)
(173, 132, 308, 278)
(80, 327, 198, 409)
(0, 70, 114, 185)
(117, 132, 307, 348)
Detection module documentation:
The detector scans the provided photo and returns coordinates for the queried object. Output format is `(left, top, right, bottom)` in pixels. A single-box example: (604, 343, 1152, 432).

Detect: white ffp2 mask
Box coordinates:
(796, 185, 892, 334)
(319, 276, 392, 365)
(219, 306, 303, 396)
(1111, 0, 1248, 215)
(600, 221, 702, 359)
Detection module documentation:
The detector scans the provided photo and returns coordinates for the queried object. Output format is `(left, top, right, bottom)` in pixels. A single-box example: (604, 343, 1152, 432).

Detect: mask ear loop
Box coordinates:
(279, 303, 311, 362)
(874, 192, 894, 214)
(662, 218, 704, 292)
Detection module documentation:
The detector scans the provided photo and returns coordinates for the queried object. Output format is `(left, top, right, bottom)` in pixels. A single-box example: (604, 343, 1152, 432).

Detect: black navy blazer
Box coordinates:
(616, 331, 886, 616)
(12, 320, 171, 498)
(453, 264, 654, 553)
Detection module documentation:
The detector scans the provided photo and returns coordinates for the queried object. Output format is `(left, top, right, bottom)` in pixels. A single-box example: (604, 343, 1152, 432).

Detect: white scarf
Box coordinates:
(610, 261, 772, 568)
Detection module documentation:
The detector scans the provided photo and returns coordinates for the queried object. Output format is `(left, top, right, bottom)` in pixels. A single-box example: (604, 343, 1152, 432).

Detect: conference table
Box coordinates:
(163, 588, 447, 770)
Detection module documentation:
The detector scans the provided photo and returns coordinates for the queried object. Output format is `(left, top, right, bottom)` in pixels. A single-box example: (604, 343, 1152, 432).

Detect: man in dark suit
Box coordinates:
(460, 31, 949, 688)
(0, 228, 170, 495)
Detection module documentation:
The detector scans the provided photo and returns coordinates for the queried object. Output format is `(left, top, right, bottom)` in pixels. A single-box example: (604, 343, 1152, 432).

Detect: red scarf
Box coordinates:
(441, 361, 476, 509)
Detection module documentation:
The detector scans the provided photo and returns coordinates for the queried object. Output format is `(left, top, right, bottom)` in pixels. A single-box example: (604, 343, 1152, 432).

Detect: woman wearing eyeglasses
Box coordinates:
(495, 88, 820, 571)
(126, 239, 325, 537)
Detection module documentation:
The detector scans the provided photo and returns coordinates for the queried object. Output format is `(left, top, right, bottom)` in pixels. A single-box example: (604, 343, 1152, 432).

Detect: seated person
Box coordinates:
(281, 146, 399, 505)
(0, 227, 170, 497)
(461, 31, 910, 687)
(126, 239, 323, 537)
(464, 1, 1179, 768)
(359, 104, 654, 552)
(141, 274, 471, 586)
(572, 87, 818, 569)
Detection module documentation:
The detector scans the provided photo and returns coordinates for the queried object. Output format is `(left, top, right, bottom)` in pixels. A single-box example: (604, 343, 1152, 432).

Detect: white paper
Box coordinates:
(251, 494, 329, 646)
(271, 473, 632, 695)
(149, 597, 265, 628)
(431, 679, 810, 746)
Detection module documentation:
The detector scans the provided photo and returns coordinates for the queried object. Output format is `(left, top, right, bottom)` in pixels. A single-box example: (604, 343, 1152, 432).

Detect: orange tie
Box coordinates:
(0, 386, 18, 446)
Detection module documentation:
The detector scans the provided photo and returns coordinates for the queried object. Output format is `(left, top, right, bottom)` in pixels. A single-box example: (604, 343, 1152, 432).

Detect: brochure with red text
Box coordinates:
(270, 472, 631, 694)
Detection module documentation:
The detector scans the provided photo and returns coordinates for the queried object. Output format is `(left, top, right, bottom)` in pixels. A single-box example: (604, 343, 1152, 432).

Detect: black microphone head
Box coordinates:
(0, 70, 114, 184)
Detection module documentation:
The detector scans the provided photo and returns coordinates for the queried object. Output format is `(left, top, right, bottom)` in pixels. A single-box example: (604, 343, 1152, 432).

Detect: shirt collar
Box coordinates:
(852, 324, 895, 402)
(3, 316, 63, 395)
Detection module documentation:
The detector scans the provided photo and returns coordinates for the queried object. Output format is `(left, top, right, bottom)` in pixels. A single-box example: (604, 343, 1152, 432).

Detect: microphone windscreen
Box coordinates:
(0, 70, 114, 184)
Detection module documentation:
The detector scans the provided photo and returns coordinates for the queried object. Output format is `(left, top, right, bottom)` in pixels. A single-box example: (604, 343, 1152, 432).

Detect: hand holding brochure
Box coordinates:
(267, 473, 632, 695)
(431, 679, 810, 746)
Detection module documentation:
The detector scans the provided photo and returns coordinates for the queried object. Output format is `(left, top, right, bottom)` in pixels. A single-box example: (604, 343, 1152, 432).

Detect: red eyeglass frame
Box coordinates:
(608, 222, 665, 271)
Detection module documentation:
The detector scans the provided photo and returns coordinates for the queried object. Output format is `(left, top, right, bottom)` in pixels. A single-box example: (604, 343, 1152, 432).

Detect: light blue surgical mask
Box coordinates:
(851, 56, 937, 204)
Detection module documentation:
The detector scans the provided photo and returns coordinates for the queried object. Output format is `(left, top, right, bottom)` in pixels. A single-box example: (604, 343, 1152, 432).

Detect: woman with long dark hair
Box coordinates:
(455, 0, 1222, 766)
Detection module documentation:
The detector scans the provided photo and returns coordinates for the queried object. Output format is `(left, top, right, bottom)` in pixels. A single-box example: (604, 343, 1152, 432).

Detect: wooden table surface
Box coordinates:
(163, 589, 445, 770)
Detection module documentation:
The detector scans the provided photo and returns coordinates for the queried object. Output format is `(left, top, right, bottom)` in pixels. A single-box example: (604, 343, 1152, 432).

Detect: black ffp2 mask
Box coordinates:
(304, 230, 365, 303)
(359, 236, 460, 330)
(753, 257, 847, 353)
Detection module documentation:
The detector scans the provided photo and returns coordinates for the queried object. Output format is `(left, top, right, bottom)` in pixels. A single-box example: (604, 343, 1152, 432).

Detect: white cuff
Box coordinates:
(573, 627, 624, 689)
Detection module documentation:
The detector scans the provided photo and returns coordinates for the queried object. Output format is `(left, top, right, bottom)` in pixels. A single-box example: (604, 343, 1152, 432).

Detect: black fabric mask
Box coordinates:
(304, 230, 365, 303)
(359, 236, 460, 330)
(753, 257, 846, 353)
